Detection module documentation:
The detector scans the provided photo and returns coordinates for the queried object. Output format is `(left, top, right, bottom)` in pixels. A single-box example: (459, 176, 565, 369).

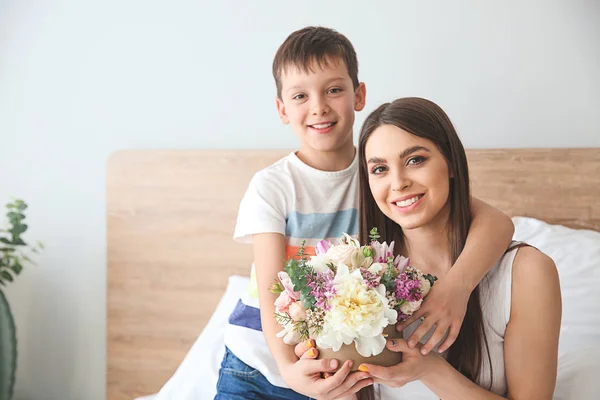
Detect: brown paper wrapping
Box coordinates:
(317, 324, 402, 371)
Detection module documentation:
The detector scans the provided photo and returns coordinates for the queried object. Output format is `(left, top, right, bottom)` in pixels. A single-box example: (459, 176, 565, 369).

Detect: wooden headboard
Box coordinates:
(106, 148, 600, 400)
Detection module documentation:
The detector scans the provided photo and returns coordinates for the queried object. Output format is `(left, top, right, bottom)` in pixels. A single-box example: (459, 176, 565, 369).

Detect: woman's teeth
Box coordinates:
(395, 195, 423, 207)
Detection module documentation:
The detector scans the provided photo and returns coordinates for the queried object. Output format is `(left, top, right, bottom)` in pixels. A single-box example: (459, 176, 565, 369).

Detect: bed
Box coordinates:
(106, 148, 600, 400)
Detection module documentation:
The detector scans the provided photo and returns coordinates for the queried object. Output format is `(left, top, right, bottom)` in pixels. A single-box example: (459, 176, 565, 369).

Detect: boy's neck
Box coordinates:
(295, 143, 356, 172)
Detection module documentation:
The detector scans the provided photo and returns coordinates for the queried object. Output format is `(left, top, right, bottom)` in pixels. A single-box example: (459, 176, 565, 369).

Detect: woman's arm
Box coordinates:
(504, 246, 561, 399)
(401, 197, 515, 354)
(420, 247, 561, 399)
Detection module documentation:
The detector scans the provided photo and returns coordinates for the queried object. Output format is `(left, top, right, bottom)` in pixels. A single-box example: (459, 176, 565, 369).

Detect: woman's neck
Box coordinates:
(402, 216, 454, 277)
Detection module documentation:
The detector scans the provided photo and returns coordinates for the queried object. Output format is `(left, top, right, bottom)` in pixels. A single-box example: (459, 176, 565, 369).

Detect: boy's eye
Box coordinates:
(407, 156, 426, 166)
(327, 88, 342, 94)
(370, 165, 387, 175)
(292, 93, 306, 100)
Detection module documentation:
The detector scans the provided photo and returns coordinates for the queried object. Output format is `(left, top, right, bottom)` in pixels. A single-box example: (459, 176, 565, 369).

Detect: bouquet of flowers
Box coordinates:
(270, 228, 437, 360)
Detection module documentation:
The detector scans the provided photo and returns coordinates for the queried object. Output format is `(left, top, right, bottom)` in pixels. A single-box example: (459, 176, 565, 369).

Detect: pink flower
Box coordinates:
(275, 292, 295, 313)
(316, 240, 332, 256)
(371, 240, 396, 263)
(395, 255, 410, 272)
(278, 271, 300, 300)
(288, 301, 307, 321)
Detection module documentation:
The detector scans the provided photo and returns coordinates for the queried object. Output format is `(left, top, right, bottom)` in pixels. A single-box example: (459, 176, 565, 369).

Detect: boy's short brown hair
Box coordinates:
(272, 26, 359, 99)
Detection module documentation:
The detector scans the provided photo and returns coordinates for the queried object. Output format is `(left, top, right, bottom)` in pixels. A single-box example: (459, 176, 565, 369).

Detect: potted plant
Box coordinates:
(0, 200, 42, 400)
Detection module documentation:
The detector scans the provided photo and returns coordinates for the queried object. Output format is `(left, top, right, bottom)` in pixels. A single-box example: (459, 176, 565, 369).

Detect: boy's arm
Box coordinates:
(397, 197, 514, 354)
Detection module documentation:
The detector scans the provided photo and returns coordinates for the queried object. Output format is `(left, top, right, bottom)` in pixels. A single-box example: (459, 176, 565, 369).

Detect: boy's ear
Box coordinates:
(276, 97, 290, 124)
(354, 82, 367, 112)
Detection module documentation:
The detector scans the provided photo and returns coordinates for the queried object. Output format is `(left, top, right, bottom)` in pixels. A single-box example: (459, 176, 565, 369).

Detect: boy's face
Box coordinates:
(276, 58, 366, 158)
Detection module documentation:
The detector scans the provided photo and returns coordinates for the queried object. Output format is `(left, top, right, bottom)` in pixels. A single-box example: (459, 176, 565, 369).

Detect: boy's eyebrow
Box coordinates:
(367, 146, 431, 164)
(285, 77, 347, 93)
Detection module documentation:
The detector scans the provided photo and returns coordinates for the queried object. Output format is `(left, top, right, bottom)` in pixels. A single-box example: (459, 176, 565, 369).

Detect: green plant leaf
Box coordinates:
(0, 271, 13, 282)
(10, 263, 23, 275)
(0, 238, 11, 245)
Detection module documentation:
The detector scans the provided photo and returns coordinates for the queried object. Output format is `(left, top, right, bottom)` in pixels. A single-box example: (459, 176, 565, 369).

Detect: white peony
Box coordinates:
(309, 254, 332, 273)
(316, 264, 398, 357)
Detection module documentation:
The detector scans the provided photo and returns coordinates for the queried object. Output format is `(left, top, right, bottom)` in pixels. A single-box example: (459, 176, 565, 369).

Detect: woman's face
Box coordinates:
(365, 124, 452, 231)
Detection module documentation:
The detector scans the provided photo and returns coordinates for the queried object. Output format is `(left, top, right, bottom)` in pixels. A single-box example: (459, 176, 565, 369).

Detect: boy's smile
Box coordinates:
(276, 58, 366, 171)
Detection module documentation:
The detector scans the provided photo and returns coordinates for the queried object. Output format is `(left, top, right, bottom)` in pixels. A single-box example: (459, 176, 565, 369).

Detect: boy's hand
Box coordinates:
(395, 276, 470, 354)
(280, 339, 373, 399)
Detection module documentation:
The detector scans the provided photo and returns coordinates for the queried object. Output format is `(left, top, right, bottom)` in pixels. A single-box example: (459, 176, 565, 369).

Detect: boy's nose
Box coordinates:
(311, 98, 330, 116)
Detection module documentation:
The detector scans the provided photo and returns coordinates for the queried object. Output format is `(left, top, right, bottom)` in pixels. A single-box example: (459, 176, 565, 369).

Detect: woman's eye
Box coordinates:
(407, 156, 426, 166)
(371, 166, 386, 174)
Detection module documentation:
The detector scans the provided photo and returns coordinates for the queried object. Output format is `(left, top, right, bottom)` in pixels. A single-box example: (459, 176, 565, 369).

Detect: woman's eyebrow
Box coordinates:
(367, 156, 386, 164)
(367, 146, 431, 164)
(398, 146, 431, 159)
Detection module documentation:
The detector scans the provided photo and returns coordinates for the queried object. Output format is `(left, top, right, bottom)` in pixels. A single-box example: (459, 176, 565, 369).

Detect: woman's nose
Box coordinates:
(391, 172, 411, 192)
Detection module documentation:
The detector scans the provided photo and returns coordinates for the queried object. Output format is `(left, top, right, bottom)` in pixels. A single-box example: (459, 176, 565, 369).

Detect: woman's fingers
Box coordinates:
(406, 316, 435, 347)
(437, 320, 460, 353)
(395, 309, 426, 332)
(420, 323, 448, 355)
(329, 372, 373, 400)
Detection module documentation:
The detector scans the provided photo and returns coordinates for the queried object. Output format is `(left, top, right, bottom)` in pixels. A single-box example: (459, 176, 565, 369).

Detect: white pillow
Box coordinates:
(151, 275, 250, 400)
(512, 216, 600, 356)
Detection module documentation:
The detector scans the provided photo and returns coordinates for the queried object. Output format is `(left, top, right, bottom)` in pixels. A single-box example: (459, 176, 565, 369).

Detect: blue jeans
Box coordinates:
(215, 347, 313, 400)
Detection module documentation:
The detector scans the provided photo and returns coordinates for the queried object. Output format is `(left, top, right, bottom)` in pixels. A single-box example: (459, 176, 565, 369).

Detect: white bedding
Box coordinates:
(142, 217, 600, 400)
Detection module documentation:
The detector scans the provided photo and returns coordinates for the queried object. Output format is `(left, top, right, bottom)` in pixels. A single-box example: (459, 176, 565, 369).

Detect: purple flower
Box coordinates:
(307, 270, 336, 311)
(360, 267, 381, 289)
(394, 273, 423, 302)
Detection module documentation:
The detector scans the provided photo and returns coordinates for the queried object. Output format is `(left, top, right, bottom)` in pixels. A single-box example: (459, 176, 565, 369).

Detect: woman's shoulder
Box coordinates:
(509, 245, 561, 321)
(512, 245, 558, 286)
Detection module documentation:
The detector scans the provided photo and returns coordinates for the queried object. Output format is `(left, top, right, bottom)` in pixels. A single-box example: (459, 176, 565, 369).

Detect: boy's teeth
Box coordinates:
(395, 195, 423, 207)
(312, 122, 334, 129)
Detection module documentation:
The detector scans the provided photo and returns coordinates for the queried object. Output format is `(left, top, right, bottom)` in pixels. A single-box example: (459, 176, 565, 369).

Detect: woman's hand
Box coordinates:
(395, 275, 470, 354)
(358, 338, 441, 388)
(280, 339, 374, 400)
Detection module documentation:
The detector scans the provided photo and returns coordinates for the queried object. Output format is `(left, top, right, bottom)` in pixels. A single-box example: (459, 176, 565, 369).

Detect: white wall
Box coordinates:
(0, 0, 598, 399)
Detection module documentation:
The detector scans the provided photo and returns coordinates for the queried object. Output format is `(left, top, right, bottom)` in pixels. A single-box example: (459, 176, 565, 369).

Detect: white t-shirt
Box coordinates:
(224, 150, 359, 388)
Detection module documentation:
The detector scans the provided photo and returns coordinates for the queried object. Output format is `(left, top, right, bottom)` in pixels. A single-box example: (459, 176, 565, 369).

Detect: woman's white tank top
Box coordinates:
(379, 244, 520, 399)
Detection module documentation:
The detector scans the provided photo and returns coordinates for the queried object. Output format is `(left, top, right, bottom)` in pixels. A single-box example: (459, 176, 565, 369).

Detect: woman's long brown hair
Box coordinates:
(356, 98, 492, 393)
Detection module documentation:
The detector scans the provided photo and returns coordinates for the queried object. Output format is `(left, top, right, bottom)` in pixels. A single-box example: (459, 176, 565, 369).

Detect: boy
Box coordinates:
(216, 26, 514, 400)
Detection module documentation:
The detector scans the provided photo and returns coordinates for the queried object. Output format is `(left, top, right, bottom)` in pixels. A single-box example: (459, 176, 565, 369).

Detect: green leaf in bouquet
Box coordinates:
(368, 227, 380, 242)
(300, 291, 316, 309)
(423, 273, 438, 286)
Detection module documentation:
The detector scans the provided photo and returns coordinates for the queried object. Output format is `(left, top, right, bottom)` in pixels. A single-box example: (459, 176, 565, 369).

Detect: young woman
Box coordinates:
(354, 97, 561, 399)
